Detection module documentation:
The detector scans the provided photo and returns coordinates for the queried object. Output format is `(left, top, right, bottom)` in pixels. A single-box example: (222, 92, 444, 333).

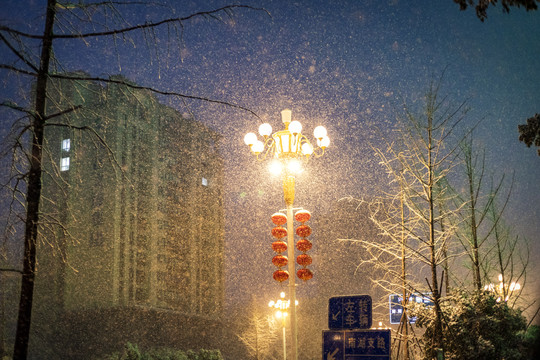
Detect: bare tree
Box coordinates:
(236, 297, 279, 360)
(377, 80, 469, 359)
(484, 199, 529, 308)
(341, 77, 470, 359)
(454, 137, 500, 291)
(0, 1, 266, 358)
(342, 73, 534, 358)
(445, 135, 529, 310)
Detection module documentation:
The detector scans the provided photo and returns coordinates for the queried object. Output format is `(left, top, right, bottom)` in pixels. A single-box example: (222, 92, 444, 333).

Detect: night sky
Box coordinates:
(1, 0, 539, 324)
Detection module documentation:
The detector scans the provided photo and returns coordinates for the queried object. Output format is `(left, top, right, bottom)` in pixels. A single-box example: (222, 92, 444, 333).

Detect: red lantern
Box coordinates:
(271, 212, 287, 226)
(272, 241, 287, 253)
(297, 268, 313, 281)
(273, 269, 289, 282)
(295, 210, 311, 223)
(296, 224, 312, 238)
(296, 239, 312, 252)
(272, 255, 288, 267)
(272, 226, 287, 239)
(296, 254, 312, 266)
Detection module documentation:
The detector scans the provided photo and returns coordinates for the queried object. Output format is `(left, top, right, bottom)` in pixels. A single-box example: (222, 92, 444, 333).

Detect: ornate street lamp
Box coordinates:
(269, 292, 298, 360)
(484, 274, 521, 302)
(244, 109, 329, 360)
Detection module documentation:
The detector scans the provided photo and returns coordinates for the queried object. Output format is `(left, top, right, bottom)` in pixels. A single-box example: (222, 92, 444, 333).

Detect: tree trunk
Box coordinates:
(466, 152, 482, 291)
(427, 110, 443, 357)
(13, 1, 56, 359)
(400, 186, 410, 360)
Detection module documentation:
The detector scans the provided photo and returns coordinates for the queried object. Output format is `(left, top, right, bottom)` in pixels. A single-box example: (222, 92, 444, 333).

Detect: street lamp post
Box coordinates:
(244, 109, 329, 360)
(269, 291, 297, 360)
(484, 274, 521, 302)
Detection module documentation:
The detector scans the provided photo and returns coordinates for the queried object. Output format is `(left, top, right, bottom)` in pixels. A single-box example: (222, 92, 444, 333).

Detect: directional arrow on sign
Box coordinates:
(328, 295, 372, 329)
(323, 330, 343, 360)
(327, 348, 339, 360)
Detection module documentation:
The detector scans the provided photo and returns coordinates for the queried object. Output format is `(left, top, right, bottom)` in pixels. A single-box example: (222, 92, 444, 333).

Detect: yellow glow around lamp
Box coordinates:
(269, 160, 283, 176)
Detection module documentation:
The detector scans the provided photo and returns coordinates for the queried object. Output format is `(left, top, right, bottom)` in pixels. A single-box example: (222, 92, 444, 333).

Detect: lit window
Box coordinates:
(62, 139, 70, 152)
(60, 157, 70, 171)
(202, 177, 208, 186)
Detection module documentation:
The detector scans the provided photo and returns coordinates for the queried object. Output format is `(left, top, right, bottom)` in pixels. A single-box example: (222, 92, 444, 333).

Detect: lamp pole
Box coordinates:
(269, 291, 294, 360)
(244, 109, 330, 360)
(283, 174, 297, 359)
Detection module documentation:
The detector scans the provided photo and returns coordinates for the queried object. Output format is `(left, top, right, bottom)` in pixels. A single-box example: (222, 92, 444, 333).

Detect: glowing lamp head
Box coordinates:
(301, 142, 314, 156)
(244, 132, 257, 146)
(313, 125, 327, 139)
(289, 120, 302, 135)
(259, 123, 272, 137)
(281, 109, 292, 124)
(317, 136, 330, 149)
(252, 140, 264, 154)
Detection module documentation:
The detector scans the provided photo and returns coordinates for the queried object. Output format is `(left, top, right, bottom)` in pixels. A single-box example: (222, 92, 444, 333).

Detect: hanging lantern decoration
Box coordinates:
(272, 254, 288, 267)
(296, 253, 312, 266)
(271, 212, 289, 283)
(273, 269, 289, 282)
(295, 209, 313, 282)
(296, 224, 312, 238)
(272, 240, 287, 253)
(271, 212, 287, 226)
(294, 209, 311, 223)
(297, 268, 313, 281)
(296, 238, 312, 252)
(272, 226, 287, 239)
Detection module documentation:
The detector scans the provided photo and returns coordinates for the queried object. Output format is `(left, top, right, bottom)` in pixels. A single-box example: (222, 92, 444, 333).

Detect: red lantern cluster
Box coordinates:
(295, 210, 313, 282)
(271, 212, 289, 282)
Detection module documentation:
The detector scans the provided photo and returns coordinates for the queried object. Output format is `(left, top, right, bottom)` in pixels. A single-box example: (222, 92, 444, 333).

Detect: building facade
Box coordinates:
(33, 74, 225, 358)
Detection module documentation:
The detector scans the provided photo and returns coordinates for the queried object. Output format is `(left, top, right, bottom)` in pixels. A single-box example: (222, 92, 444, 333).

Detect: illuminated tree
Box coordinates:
(342, 77, 470, 359)
(236, 298, 279, 360)
(347, 79, 531, 359)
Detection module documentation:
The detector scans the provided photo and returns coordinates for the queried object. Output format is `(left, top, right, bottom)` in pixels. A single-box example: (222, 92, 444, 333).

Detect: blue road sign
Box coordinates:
(323, 329, 391, 360)
(389, 293, 434, 324)
(329, 295, 372, 330)
(323, 331, 344, 360)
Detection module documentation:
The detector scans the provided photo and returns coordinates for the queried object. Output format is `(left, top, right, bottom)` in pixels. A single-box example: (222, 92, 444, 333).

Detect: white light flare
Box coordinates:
(269, 160, 283, 176)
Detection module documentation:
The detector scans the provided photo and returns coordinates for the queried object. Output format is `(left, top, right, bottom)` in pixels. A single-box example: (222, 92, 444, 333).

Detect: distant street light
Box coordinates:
(483, 274, 521, 302)
(269, 291, 298, 360)
(244, 109, 329, 360)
